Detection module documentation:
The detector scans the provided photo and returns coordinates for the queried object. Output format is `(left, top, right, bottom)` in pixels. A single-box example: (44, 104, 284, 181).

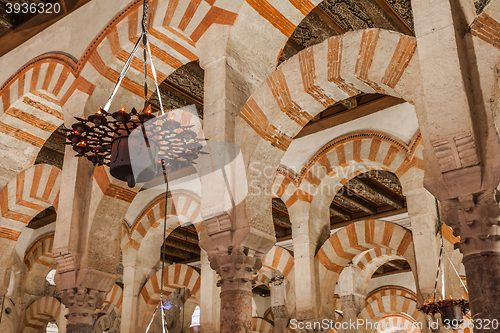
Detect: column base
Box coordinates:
(463, 252, 500, 328)
(220, 290, 253, 333)
(66, 323, 93, 333)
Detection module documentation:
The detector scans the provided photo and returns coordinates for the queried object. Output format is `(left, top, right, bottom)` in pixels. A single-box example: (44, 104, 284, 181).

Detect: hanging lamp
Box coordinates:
(64, 0, 204, 188)
(419, 199, 470, 329)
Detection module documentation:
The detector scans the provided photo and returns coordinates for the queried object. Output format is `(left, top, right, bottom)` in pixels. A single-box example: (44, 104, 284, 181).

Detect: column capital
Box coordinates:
(340, 294, 365, 312)
(441, 188, 500, 257)
(210, 248, 261, 292)
(60, 286, 106, 329)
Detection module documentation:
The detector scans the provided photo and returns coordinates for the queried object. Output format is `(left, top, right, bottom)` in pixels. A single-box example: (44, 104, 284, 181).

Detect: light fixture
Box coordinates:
(64, 0, 204, 188)
(418, 200, 470, 329)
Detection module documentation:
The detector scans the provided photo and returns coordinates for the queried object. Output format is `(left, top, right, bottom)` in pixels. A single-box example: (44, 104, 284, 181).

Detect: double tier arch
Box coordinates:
(237, 28, 422, 234)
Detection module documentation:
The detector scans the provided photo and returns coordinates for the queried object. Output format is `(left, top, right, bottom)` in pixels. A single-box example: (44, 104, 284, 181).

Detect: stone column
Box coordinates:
(441, 190, 500, 325)
(53, 146, 117, 332)
(200, 250, 220, 333)
(270, 271, 288, 333)
(340, 295, 364, 333)
(289, 201, 330, 332)
(197, 23, 275, 330)
(338, 264, 365, 333)
(400, 170, 440, 301)
(209, 247, 262, 333)
(120, 265, 142, 333)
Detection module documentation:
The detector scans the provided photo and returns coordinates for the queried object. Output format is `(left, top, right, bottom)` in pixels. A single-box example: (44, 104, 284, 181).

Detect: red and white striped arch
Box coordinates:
(259, 245, 294, 278)
(237, 28, 421, 232)
(23, 233, 56, 295)
(366, 286, 417, 305)
(0, 164, 60, 242)
(317, 220, 415, 295)
(273, 132, 423, 209)
(237, 29, 420, 156)
(353, 248, 408, 291)
(252, 271, 272, 288)
(77, 0, 238, 112)
(98, 284, 123, 313)
(358, 294, 421, 326)
(140, 264, 201, 308)
(0, 55, 92, 189)
(22, 296, 61, 333)
(24, 233, 55, 272)
(230, 0, 323, 81)
(122, 190, 201, 253)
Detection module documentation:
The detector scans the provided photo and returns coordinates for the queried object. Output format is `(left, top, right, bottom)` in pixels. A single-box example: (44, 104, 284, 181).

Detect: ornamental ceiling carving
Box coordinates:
(279, 0, 415, 64)
(150, 61, 204, 119)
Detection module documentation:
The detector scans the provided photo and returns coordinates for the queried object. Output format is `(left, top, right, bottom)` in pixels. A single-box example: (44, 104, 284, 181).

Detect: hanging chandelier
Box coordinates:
(64, 0, 204, 188)
(418, 200, 470, 329)
(420, 296, 469, 324)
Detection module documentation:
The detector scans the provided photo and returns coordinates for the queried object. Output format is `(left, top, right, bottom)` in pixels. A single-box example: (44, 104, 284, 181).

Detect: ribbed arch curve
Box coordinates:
(272, 131, 423, 209)
(93, 302, 121, 333)
(317, 220, 414, 275)
(252, 271, 272, 289)
(139, 263, 201, 330)
(317, 220, 416, 313)
(259, 246, 294, 278)
(257, 246, 297, 318)
(358, 294, 422, 327)
(237, 28, 421, 234)
(23, 233, 56, 296)
(0, 163, 60, 244)
(0, 54, 89, 189)
(353, 248, 408, 293)
(366, 286, 417, 304)
(121, 190, 201, 268)
(79, 0, 238, 115)
(22, 296, 61, 333)
(96, 283, 123, 313)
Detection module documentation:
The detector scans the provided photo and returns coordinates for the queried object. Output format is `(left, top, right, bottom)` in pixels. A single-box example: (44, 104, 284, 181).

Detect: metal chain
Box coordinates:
(433, 198, 445, 301)
(161, 161, 169, 333)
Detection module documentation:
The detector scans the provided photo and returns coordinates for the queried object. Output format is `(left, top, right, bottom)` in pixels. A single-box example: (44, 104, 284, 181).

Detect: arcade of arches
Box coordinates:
(0, 0, 499, 332)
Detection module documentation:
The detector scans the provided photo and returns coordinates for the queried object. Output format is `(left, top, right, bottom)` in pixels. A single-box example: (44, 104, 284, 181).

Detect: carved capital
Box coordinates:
(441, 189, 500, 256)
(209, 247, 262, 292)
(340, 294, 364, 312)
(270, 272, 285, 287)
(60, 287, 106, 326)
(272, 305, 288, 319)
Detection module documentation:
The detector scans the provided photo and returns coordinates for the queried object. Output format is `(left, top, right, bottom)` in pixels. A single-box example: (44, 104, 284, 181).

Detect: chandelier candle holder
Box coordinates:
(64, 0, 205, 188)
(65, 105, 203, 187)
(420, 296, 470, 326)
(418, 199, 470, 330)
